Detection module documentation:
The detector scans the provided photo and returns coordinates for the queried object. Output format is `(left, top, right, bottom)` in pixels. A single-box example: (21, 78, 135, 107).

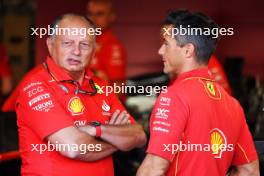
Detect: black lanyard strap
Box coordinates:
(42, 62, 97, 96)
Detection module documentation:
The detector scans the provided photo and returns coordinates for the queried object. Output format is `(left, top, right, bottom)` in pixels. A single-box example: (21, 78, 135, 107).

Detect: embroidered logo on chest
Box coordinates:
(68, 96, 85, 116)
(210, 128, 227, 158)
(199, 79, 221, 100)
(102, 100, 111, 116)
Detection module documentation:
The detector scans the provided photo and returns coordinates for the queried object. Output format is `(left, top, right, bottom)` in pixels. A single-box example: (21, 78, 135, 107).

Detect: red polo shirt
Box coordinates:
(147, 68, 257, 176)
(90, 29, 126, 82)
(16, 56, 134, 176)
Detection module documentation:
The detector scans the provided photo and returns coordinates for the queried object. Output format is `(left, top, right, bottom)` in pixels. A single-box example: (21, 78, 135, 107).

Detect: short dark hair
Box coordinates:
(163, 10, 219, 64)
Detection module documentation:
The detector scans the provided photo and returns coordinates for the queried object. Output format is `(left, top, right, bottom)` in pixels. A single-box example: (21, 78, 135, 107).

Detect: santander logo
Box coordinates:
(102, 100, 110, 112)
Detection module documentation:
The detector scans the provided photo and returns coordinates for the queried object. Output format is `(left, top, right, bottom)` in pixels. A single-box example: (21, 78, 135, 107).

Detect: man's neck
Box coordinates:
(67, 70, 85, 85)
(178, 62, 206, 76)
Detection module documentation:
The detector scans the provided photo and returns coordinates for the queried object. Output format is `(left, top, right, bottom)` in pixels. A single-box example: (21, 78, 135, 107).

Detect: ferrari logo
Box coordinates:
(199, 78, 221, 100)
(207, 82, 216, 96)
(68, 96, 85, 115)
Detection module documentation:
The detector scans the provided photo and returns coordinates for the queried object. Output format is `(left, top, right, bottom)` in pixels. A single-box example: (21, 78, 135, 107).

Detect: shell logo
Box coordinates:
(68, 96, 85, 115)
(210, 128, 227, 158)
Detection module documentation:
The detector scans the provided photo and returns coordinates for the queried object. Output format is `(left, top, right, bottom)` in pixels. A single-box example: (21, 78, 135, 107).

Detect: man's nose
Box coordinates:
(72, 44, 81, 55)
(158, 44, 165, 56)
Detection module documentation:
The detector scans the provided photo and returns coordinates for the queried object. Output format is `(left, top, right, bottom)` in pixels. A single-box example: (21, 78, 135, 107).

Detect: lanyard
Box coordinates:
(42, 62, 97, 96)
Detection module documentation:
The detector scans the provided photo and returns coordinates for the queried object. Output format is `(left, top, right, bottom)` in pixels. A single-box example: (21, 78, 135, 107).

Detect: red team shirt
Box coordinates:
(147, 68, 257, 176)
(16, 56, 135, 176)
(90, 29, 126, 82)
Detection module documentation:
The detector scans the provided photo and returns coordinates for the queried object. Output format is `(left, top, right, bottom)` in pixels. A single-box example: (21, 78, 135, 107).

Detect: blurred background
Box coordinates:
(0, 0, 263, 175)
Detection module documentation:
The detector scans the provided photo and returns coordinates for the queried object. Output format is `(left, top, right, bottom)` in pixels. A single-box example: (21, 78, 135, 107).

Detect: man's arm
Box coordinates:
(100, 123, 146, 151)
(47, 126, 117, 162)
(79, 110, 147, 151)
(136, 154, 170, 176)
(230, 160, 260, 176)
(230, 105, 260, 176)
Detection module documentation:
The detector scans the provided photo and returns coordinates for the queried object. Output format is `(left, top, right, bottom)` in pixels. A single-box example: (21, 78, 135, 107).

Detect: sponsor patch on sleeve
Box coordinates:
(23, 82, 54, 112)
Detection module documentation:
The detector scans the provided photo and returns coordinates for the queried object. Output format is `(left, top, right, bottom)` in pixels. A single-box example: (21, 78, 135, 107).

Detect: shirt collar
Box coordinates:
(173, 67, 214, 83)
(45, 56, 94, 82)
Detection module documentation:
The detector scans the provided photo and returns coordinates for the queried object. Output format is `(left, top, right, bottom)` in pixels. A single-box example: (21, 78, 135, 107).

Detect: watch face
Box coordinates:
(90, 121, 101, 126)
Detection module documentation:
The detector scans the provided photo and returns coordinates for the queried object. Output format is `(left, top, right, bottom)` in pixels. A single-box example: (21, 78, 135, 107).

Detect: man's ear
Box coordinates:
(46, 37, 53, 54)
(184, 43, 195, 58)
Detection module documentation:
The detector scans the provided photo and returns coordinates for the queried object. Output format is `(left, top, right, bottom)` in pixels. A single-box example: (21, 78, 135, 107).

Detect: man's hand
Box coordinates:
(79, 109, 146, 152)
(79, 109, 130, 136)
(47, 126, 117, 162)
(108, 109, 131, 125)
(99, 110, 146, 151)
(230, 160, 260, 176)
(137, 154, 170, 176)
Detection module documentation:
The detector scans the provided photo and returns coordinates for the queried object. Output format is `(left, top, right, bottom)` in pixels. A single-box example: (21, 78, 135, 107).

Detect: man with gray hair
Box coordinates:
(16, 14, 146, 176)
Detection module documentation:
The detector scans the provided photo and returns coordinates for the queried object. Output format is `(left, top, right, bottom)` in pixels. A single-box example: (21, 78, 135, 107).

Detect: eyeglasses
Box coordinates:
(43, 62, 97, 96)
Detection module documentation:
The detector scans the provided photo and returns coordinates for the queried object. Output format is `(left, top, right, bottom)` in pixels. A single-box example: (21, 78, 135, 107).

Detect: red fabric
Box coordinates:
(0, 44, 11, 77)
(16, 56, 135, 176)
(90, 29, 126, 82)
(208, 55, 232, 95)
(2, 65, 43, 112)
(147, 68, 257, 176)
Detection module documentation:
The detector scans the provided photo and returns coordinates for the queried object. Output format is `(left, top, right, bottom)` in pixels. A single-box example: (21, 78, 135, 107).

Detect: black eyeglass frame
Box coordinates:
(42, 62, 97, 96)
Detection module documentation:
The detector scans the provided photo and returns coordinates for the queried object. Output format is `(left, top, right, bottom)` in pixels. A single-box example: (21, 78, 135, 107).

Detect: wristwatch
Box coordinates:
(89, 121, 102, 138)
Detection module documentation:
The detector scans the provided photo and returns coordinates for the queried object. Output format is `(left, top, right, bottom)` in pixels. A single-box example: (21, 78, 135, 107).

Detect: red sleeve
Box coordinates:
(2, 65, 45, 112)
(99, 78, 135, 124)
(232, 106, 258, 165)
(103, 43, 126, 81)
(147, 90, 189, 161)
(16, 80, 74, 140)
